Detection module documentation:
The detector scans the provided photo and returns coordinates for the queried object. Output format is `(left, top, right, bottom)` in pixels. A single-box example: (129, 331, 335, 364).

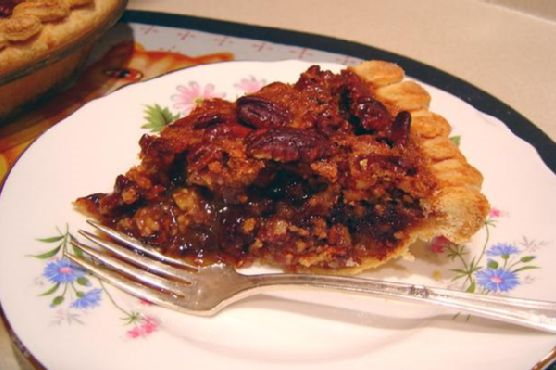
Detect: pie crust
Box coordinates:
(75, 60, 490, 275)
(344, 61, 489, 273)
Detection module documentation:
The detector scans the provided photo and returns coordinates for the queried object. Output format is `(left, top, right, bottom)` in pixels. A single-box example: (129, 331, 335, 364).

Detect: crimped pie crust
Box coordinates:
(338, 61, 490, 274)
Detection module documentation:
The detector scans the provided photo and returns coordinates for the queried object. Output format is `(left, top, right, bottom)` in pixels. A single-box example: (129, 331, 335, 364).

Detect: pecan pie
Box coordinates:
(0, 0, 126, 118)
(75, 61, 489, 274)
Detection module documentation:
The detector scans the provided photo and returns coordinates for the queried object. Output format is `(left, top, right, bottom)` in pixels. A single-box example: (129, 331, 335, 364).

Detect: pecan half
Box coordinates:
(236, 95, 291, 128)
(247, 128, 330, 163)
(389, 111, 411, 146)
(351, 96, 391, 132)
(0, 1, 18, 18)
(188, 99, 236, 129)
(193, 113, 226, 129)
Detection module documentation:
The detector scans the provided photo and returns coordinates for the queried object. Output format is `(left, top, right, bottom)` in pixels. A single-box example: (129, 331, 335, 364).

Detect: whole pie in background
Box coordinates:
(0, 0, 126, 119)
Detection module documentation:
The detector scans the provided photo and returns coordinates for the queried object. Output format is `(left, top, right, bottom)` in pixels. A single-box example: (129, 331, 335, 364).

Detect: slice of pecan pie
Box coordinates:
(75, 61, 489, 274)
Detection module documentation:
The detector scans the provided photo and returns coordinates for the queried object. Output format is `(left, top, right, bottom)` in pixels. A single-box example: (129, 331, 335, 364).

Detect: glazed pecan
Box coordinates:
(389, 111, 412, 146)
(352, 97, 391, 132)
(0, 1, 19, 18)
(247, 128, 330, 163)
(236, 95, 291, 128)
(193, 113, 227, 129)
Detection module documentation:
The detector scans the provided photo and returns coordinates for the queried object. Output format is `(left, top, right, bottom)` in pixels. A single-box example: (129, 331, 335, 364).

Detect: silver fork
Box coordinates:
(64, 220, 556, 333)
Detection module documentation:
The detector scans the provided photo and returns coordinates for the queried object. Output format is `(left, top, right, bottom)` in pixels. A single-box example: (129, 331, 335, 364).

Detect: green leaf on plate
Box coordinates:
(72, 243, 84, 258)
(520, 256, 536, 263)
(487, 260, 499, 269)
(76, 277, 89, 286)
(39, 283, 61, 296)
(449, 135, 461, 146)
(122, 311, 142, 325)
(449, 268, 468, 274)
(142, 104, 179, 132)
(28, 245, 61, 259)
(51, 295, 64, 307)
(465, 281, 476, 293)
(513, 265, 540, 273)
(36, 235, 64, 244)
(485, 218, 498, 227)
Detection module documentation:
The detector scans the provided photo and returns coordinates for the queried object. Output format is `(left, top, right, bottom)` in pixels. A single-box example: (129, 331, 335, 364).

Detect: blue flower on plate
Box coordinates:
(475, 268, 519, 293)
(71, 288, 102, 309)
(486, 243, 520, 258)
(43, 258, 85, 283)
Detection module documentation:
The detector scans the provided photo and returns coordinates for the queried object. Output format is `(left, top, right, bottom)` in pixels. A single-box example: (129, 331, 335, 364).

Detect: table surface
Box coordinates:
(1, 1, 555, 369)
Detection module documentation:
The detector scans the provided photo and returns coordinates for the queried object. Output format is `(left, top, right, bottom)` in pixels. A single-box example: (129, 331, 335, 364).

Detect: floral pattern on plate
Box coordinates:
(429, 208, 541, 294)
(30, 225, 160, 338)
(171, 81, 225, 115)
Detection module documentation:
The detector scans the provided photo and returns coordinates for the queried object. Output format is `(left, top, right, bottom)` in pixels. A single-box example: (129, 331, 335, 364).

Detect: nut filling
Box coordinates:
(75, 63, 488, 273)
(0, 2, 17, 18)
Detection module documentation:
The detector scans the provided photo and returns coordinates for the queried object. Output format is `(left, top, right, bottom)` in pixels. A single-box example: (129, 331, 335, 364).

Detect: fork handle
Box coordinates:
(247, 273, 556, 333)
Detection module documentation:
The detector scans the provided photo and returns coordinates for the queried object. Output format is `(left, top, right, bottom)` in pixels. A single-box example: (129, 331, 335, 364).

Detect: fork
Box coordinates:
(64, 220, 556, 333)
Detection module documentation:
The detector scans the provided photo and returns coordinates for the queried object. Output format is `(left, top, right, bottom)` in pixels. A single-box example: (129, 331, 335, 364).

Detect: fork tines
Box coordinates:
(65, 223, 199, 308)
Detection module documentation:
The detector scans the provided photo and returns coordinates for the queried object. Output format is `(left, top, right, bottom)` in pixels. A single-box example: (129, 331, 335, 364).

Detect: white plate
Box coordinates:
(0, 60, 554, 370)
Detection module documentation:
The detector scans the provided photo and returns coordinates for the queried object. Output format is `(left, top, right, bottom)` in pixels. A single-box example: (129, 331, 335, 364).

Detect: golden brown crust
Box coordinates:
(12, 0, 70, 22)
(65, 0, 95, 6)
(348, 60, 405, 87)
(430, 158, 484, 189)
(0, 14, 42, 41)
(426, 186, 489, 243)
(375, 80, 432, 113)
(0, 0, 125, 75)
(410, 112, 452, 139)
(349, 60, 490, 272)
